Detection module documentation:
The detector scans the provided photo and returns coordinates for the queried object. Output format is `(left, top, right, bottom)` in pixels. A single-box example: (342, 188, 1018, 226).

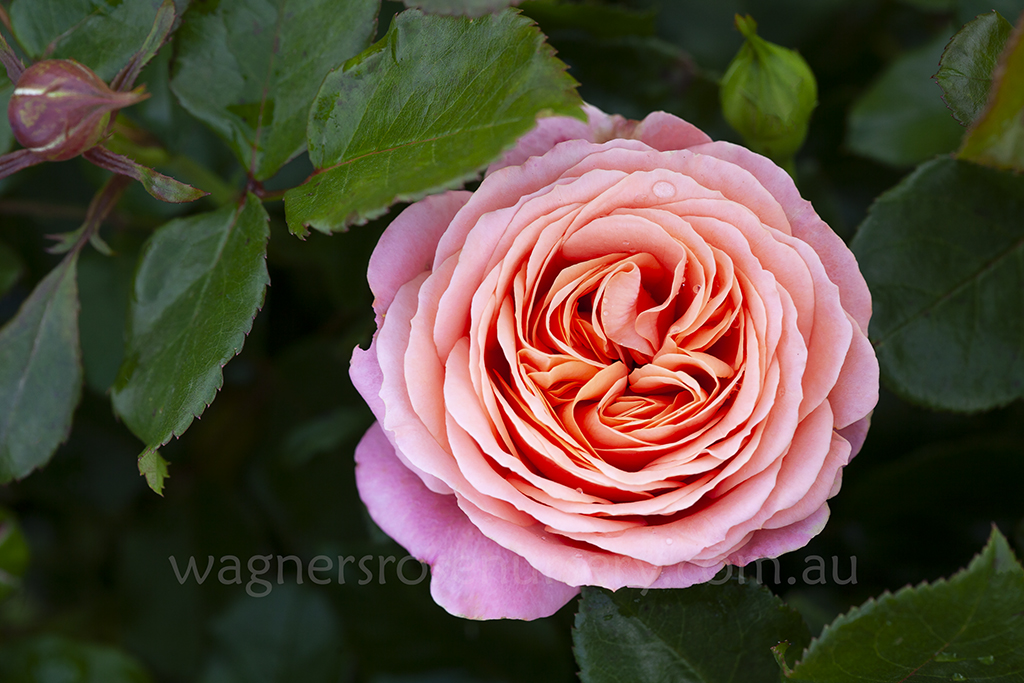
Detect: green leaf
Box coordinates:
(846, 33, 965, 167)
(0, 240, 24, 297)
(284, 8, 583, 235)
(851, 156, 1024, 411)
(110, 0, 176, 92)
(168, 0, 379, 181)
(403, 0, 514, 17)
(0, 507, 30, 602)
(111, 194, 269, 449)
(573, 579, 810, 683)
(787, 528, 1024, 682)
(959, 13, 1024, 171)
(8, 0, 167, 81)
(0, 635, 154, 683)
(198, 584, 349, 683)
(78, 246, 135, 393)
(0, 254, 82, 482)
(138, 447, 168, 495)
(935, 11, 1014, 126)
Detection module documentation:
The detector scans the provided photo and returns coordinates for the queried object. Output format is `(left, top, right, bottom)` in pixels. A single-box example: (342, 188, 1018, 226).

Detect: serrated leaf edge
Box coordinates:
(788, 526, 1021, 677)
(286, 7, 583, 235)
(0, 253, 83, 482)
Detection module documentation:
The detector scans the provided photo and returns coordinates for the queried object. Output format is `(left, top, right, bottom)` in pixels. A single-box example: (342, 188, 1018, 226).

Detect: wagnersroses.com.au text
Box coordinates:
(168, 553, 856, 598)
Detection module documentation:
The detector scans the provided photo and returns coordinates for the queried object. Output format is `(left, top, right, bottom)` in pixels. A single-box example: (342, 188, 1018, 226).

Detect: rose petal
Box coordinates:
(689, 141, 872, 333)
(355, 423, 579, 619)
(369, 191, 470, 317)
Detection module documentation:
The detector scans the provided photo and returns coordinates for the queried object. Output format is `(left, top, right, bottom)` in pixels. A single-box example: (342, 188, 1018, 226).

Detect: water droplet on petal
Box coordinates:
(575, 488, 584, 495)
(692, 285, 701, 294)
(653, 181, 675, 198)
(665, 538, 674, 545)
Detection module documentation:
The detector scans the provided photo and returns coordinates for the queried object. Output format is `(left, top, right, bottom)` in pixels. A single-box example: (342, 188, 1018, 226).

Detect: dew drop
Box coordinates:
(653, 181, 675, 198)
(574, 553, 584, 559)
(935, 653, 958, 662)
(951, 674, 966, 681)
(978, 655, 995, 665)
(692, 284, 701, 294)
(575, 487, 584, 495)
(665, 538, 674, 545)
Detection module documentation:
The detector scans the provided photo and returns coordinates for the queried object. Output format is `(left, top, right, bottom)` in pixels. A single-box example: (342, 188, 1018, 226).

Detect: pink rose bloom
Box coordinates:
(350, 106, 878, 620)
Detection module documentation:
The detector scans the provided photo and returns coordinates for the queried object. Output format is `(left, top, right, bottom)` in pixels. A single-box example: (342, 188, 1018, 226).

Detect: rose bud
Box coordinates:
(8, 59, 147, 161)
(721, 15, 817, 163)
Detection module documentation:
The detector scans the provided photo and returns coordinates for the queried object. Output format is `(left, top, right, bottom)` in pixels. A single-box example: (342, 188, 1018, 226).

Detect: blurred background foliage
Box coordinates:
(0, 0, 1023, 680)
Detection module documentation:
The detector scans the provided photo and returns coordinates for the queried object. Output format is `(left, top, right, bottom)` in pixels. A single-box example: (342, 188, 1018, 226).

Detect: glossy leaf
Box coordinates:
(574, 580, 810, 683)
(169, 0, 379, 181)
(8, 0, 167, 81)
(0, 240, 23, 297)
(403, 0, 515, 17)
(199, 585, 349, 683)
(0, 254, 82, 482)
(111, 194, 269, 449)
(935, 11, 1014, 125)
(847, 33, 965, 167)
(787, 528, 1024, 682)
(138, 447, 168, 496)
(0, 507, 30, 601)
(851, 156, 1024, 411)
(959, 13, 1024, 170)
(0, 635, 154, 683)
(284, 9, 583, 235)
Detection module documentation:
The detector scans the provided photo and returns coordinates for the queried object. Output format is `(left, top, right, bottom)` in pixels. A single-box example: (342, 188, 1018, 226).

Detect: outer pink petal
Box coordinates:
(648, 561, 724, 589)
(633, 111, 712, 151)
(351, 335, 452, 497)
(458, 496, 662, 589)
(829, 317, 880, 429)
(350, 339, 385, 423)
(368, 190, 470, 316)
(487, 106, 604, 174)
(355, 423, 579, 620)
(726, 504, 831, 566)
(838, 414, 872, 458)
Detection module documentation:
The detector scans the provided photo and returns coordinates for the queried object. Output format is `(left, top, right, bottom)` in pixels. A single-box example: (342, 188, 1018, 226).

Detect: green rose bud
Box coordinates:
(720, 15, 818, 163)
(8, 59, 147, 161)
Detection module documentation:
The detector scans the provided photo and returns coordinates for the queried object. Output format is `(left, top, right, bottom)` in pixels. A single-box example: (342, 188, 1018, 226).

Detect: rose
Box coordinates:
(350, 106, 878, 620)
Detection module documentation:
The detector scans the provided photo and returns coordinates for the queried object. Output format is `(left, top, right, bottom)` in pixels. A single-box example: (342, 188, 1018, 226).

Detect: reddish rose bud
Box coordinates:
(7, 59, 147, 161)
